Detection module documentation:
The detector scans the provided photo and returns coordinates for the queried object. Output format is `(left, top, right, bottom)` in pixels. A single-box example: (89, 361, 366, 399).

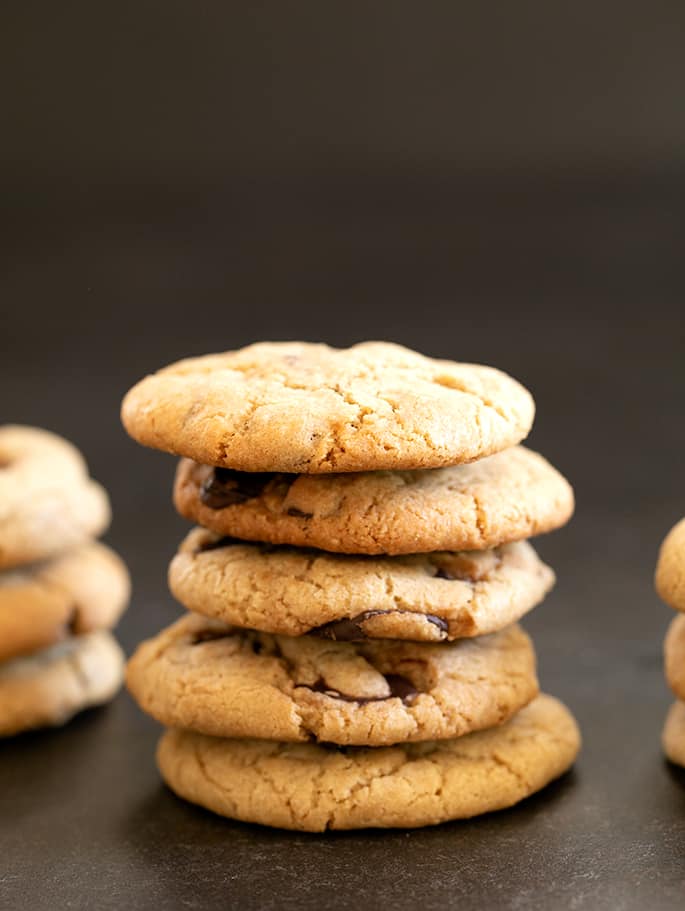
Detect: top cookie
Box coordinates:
(656, 517, 685, 612)
(0, 426, 110, 570)
(121, 342, 535, 472)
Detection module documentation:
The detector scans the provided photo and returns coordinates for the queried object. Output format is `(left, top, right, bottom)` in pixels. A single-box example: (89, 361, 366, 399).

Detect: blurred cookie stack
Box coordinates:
(656, 518, 685, 766)
(123, 342, 580, 831)
(0, 426, 129, 736)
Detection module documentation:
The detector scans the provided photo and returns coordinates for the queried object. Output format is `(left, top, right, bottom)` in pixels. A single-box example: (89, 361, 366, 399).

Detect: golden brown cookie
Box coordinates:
(121, 341, 535, 473)
(174, 446, 574, 555)
(0, 425, 110, 570)
(0, 542, 130, 662)
(663, 700, 685, 767)
(157, 693, 580, 830)
(664, 613, 685, 701)
(0, 631, 125, 737)
(656, 518, 685, 612)
(127, 612, 538, 746)
(170, 528, 554, 641)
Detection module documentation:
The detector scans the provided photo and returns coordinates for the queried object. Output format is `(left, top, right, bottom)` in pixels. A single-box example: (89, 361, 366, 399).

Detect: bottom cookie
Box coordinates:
(663, 701, 685, 767)
(157, 693, 580, 831)
(0, 630, 125, 736)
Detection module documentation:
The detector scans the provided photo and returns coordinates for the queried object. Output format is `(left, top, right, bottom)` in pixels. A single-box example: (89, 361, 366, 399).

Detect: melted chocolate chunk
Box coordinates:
(286, 507, 313, 519)
(195, 535, 240, 553)
(200, 468, 277, 509)
(66, 607, 80, 635)
(190, 629, 233, 645)
(300, 674, 418, 706)
(434, 567, 456, 580)
(310, 610, 448, 641)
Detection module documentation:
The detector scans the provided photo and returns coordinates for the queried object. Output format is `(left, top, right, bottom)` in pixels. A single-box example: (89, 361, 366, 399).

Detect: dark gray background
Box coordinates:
(1, 3, 685, 909)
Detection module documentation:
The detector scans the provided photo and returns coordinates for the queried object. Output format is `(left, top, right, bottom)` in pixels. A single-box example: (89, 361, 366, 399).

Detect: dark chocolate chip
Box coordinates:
(190, 629, 233, 645)
(298, 673, 418, 706)
(195, 535, 240, 553)
(383, 674, 419, 703)
(310, 610, 448, 641)
(424, 614, 449, 633)
(200, 468, 276, 509)
(286, 507, 313, 519)
(309, 610, 385, 641)
(66, 607, 80, 635)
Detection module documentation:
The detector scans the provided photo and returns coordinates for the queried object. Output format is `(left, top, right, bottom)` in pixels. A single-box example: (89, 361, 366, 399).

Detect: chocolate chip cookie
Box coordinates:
(0, 631, 125, 737)
(656, 517, 685, 612)
(0, 425, 110, 570)
(664, 613, 685, 701)
(169, 528, 554, 641)
(127, 612, 538, 745)
(156, 693, 580, 830)
(173, 446, 574, 555)
(663, 701, 685, 767)
(121, 341, 535, 473)
(0, 542, 130, 662)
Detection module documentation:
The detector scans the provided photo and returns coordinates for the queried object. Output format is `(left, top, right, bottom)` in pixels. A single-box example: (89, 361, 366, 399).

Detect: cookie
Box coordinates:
(0, 425, 111, 570)
(128, 612, 538, 745)
(157, 693, 579, 830)
(127, 612, 538, 746)
(174, 446, 574, 555)
(664, 613, 685, 700)
(0, 631, 125, 737)
(662, 700, 685, 767)
(121, 341, 535, 473)
(656, 518, 685, 612)
(0, 542, 130, 662)
(170, 528, 554, 642)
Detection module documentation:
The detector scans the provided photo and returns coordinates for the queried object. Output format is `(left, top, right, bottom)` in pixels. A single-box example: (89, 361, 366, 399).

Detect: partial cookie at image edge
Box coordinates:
(0, 631, 125, 737)
(662, 700, 685, 767)
(656, 517, 685, 612)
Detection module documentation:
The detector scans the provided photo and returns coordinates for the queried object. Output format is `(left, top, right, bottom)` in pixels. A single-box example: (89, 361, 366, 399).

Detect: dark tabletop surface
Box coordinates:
(1, 179, 685, 909)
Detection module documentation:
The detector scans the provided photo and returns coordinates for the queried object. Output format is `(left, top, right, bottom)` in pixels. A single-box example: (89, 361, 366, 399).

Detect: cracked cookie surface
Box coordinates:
(663, 701, 685, 767)
(121, 341, 535, 473)
(170, 528, 554, 641)
(174, 445, 574, 555)
(0, 542, 130, 661)
(0, 631, 125, 736)
(127, 612, 538, 745)
(0, 425, 111, 570)
(157, 693, 580, 830)
(656, 518, 685, 612)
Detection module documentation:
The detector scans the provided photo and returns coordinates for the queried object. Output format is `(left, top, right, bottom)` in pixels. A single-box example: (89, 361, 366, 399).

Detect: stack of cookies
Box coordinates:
(123, 342, 580, 831)
(656, 518, 685, 767)
(0, 426, 129, 736)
